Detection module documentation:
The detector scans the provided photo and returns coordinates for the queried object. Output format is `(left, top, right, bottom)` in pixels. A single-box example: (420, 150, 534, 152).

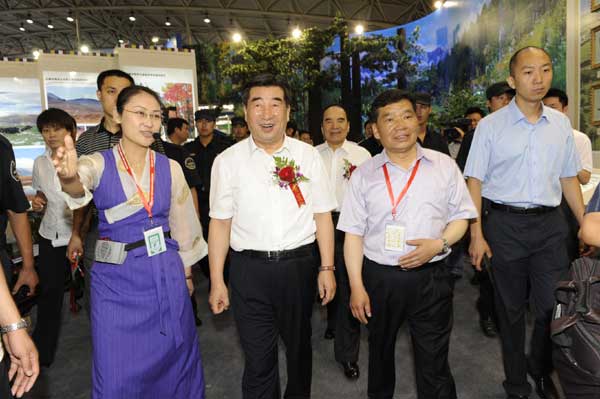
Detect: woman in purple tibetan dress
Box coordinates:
(52, 85, 207, 399)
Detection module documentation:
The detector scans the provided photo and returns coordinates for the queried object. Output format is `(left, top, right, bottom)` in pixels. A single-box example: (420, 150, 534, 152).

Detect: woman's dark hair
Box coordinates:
(36, 108, 77, 140)
(116, 85, 163, 115)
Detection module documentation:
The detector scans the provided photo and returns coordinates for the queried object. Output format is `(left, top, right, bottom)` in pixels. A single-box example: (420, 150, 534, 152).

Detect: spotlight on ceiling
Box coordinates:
(354, 24, 364, 35)
(291, 27, 302, 40)
(32, 50, 40, 59)
(232, 32, 242, 43)
(434, 0, 445, 9)
(66, 11, 74, 22)
(47, 20, 54, 29)
(128, 12, 136, 22)
(118, 39, 125, 44)
(203, 13, 211, 24)
(165, 17, 171, 26)
(80, 44, 90, 53)
(19, 23, 25, 32)
(26, 14, 33, 24)
(151, 36, 159, 43)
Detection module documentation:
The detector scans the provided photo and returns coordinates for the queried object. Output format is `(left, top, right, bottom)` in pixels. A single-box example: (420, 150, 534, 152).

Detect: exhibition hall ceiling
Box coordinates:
(0, 0, 434, 57)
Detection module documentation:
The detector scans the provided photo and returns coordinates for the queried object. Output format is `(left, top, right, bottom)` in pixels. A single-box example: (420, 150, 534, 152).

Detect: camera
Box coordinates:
(440, 118, 472, 143)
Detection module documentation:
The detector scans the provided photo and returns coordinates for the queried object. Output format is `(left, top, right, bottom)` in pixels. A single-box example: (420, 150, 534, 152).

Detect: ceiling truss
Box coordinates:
(0, 0, 434, 58)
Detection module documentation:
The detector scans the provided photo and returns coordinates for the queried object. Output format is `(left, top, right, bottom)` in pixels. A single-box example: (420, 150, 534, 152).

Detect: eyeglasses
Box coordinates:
(124, 109, 163, 123)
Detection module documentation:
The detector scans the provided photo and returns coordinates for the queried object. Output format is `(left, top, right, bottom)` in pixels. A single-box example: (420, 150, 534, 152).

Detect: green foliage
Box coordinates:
(219, 17, 346, 124)
(430, 87, 487, 129)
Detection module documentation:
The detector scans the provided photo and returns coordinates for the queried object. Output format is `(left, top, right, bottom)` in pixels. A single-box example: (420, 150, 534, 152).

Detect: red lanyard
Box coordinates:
(117, 144, 155, 219)
(382, 159, 420, 220)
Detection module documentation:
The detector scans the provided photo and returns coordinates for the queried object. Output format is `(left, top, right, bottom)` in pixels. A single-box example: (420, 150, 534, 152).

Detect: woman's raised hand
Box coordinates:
(52, 135, 78, 180)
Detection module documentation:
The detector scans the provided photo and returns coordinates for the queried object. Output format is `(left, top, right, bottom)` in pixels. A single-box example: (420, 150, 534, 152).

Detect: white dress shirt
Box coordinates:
(32, 150, 73, 247)
(210, 136, 337, 251)
(573, 129, 593, 172)
(316, 140, 372, 212)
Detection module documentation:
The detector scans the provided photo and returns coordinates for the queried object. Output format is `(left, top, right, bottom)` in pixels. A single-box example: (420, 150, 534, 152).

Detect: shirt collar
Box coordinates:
(319, 139, 351, 154)
(373, 143, 431, 170)
(247, 134, 290, 155)
(507, 97, 549, 125)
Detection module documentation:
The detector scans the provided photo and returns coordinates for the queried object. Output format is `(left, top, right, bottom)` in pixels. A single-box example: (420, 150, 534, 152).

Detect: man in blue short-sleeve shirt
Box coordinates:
(465, 46, 585, 399)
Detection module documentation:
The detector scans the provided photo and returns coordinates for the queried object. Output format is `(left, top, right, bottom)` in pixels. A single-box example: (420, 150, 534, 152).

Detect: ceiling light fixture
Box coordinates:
(203, 13, 211, 24)
(434, 0, 445, 9)
(354, 24, 364, 35)
(47, 20, 54, 29)
(151, 36, 159, 43)
(129, 12, 136, 22)
(165, 17, 171, 26)
(80, 44, 89, 53)
(66, 11, 74, 22)
(118, 39, 124, 44)
(26, 14, 33, 24)
(232, 32, 242, 43)
(19, 23, 25, 32)
(32, 50, 40, 59)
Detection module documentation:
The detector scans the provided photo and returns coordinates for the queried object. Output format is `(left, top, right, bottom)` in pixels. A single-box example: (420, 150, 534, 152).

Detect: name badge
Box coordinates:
(95, 240, 127, 264)
(384, 224, 405, 251)
(144, 226, 167, 257)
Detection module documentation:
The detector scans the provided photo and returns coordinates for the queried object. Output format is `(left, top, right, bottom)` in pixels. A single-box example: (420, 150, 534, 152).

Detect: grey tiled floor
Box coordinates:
(26, 265, 516, 399)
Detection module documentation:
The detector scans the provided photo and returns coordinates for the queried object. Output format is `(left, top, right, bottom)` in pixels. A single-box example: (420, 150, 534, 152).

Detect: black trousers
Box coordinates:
(229, 245, 318, 399)
(476, 269, 497, 321)
(0, 355, 12, 399)
(328, 213, 361, 363)
(363, 258, 456, 399)
(484, 206, 568, 397)
(32, 237, 69, 366)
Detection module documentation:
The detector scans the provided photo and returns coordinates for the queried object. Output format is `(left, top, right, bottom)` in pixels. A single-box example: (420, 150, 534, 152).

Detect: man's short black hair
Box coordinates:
(167, 117, 189, 136)
(464, 107, 486, 118)
(286, 120, 297, 132)
(36, 108, 77, 136)
(508, 46, 552, 77)
(543, 88, 568, 107)
(97, 69, 135, 90)
(321, 104, 349, 122)
(241, 73, 292, 107)
(370, 89, 416, 122)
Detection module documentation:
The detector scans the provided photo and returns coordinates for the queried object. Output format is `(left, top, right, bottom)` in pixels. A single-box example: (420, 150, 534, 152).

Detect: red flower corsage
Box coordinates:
(342, 159, 357, 180)
(273, 156, 309, 207)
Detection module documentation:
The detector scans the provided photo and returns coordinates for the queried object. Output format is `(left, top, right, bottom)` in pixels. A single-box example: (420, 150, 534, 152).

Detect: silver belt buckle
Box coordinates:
(95, 240, 127, 264)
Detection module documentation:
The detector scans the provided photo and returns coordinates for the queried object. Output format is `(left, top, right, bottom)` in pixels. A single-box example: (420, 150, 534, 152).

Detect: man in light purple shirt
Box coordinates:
(338, 89, 477, 399)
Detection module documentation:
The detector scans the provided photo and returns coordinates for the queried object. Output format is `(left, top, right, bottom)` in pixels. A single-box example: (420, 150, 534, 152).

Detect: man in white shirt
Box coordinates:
(542, 88, 592, 185)
(543, 87, 594, 263)
(316, 104, 371, 380)
(208, 74, 337, 399)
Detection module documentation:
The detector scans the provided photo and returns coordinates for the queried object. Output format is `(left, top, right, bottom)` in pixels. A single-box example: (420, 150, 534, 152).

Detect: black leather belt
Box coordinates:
(119, 231, 171, 251)
(240, 243, 316, 262)
(490, 202, 557, 215)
